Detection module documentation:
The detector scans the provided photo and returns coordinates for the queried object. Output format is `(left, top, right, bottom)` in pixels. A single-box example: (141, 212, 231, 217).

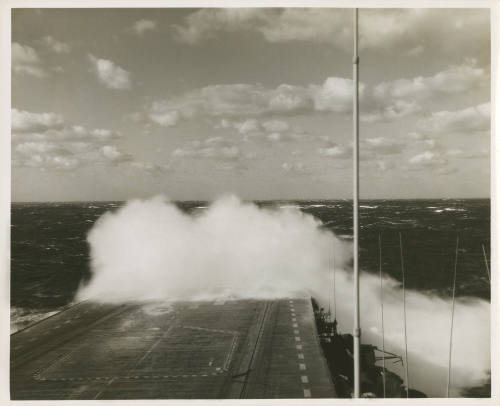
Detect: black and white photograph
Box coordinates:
(2, 1, 498, 402)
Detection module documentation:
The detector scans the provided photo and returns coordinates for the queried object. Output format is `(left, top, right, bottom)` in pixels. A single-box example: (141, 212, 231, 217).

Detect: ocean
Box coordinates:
(11, 198, 490, 333)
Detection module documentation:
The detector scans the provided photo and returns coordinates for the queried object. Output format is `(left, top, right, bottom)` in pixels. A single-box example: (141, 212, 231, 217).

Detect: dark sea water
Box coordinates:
(10, 199, 491, 333)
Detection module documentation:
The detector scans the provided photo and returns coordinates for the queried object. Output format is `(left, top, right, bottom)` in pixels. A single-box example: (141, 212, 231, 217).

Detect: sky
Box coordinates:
(11, 8, 491, 201)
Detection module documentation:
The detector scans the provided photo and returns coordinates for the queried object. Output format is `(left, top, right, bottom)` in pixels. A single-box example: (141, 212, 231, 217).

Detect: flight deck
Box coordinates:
(11, 298, 336, 399)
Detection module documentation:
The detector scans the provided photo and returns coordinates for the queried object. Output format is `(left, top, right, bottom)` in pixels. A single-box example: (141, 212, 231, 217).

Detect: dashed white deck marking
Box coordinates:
(296, 344, 302, 350)
(299, 363, 306, 370)
(292, 317, 297, 322)
(295, 337, 301, 342)
(291, 313, 296, 317)
(293, 323, 298, 328)
(304, 389, 311, 398)
(35, 370, 225, 382)
(293, 329, 300, 335)
(298, 353, 304, 359)
(301, 375, 309, 384)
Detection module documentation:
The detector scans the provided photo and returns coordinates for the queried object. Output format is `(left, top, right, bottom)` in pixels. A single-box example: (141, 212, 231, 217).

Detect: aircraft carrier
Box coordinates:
(10, 297, 336, 399)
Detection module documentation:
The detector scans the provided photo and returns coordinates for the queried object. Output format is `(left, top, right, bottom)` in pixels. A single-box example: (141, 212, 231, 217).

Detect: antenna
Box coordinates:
(379, 233, 386, 398)
(352, 7, 361, 399)
(399, 232, 410, 398)
(447, 235, 460, 397)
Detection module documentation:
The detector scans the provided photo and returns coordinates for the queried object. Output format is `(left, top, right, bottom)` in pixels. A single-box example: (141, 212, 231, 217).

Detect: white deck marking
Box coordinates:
(292, 317, 297, 322)
(293, 323, 298, 328)
(299, 363, 306, 370)
(214, 299, 225, 306)
(304, 389, 311, 398)
(291, 313, 296, 317)
(298, 353, 304, 359)
(294, 329, 300, 335)
(295, 337, 301, 342)
(301, 375, 309, 384)
(296, 344, 303, 350)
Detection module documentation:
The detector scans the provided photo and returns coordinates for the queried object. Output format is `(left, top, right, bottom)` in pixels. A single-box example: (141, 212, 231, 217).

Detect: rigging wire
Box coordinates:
(399, 232, 410, 398)
(481, 244, 491, 283)
(328, 251, 332, 321)
(379, 233, 386, 398)
(333, 252, 337, 321)
(447, 235, 460, 397)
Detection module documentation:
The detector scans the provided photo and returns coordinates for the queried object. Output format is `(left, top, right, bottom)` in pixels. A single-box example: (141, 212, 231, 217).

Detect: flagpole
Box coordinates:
(352, 7, 361, 399)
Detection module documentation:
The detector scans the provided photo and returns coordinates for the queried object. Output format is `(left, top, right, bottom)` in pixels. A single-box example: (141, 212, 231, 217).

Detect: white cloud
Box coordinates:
(409, 151, 448, 168)
(362, 59, 488, 123)
(317, 145, 351, 159)
(364, 137, 405, 155)
(311, 77, 363, 113)
(173, 8, 488, 54)
(130, 161, 169, 175)
(261, 120, 290, 132)
(407, 44, 424, 57)
(172, 138, 241, 161)
(132, 19, 156, 36)
(12, 109, 64, 133)
(361, 99, 420, 123)
(234, 119, 261, 134)
(40, 36, 70, 53)
(374, 59, 488, 101)
(144, 77, 356, 127)
(88, 54, 132, 90)
(12, 42, 47, 77)
(281, 161, 306, 173)
(445, 148, 488, 159)
(11, 109, 132, 171)
(417, 103, 490, 135)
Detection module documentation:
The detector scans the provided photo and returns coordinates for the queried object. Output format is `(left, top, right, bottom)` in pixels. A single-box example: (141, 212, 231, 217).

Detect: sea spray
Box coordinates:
(78, 195, 490, 396)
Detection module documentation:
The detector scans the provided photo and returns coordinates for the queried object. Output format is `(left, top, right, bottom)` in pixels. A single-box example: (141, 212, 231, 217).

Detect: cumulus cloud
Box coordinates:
(144, 77, 358, 127)
(12, 108, 64, 133)
(12, 42, 47, 77)
(361, 99, 421, 123)
(317, 144, 352, 159)
(363, 59, 488, 124)
(311, 77, 363, 113)
(88, 54, 132, 90)
(374, 59, 488, 101)
(409, 151, 448, 169)
(172, 139, 241, 162)
(132, 19, 156, 35)
(261, 120, 290, 132)
(363, 137, 405, 155)
(173, 8, 489, 54)
(40, 36, 70, 53)
(281, 161, 307, 173)
(143, 62, 486, 129)
(11, 109, 134, 171)
(417, 103, 490, 135)
(130, 161, 170, 175)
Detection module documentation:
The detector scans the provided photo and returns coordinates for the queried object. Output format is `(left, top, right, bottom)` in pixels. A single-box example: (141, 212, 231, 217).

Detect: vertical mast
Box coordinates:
(352, 7, 361, 399)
